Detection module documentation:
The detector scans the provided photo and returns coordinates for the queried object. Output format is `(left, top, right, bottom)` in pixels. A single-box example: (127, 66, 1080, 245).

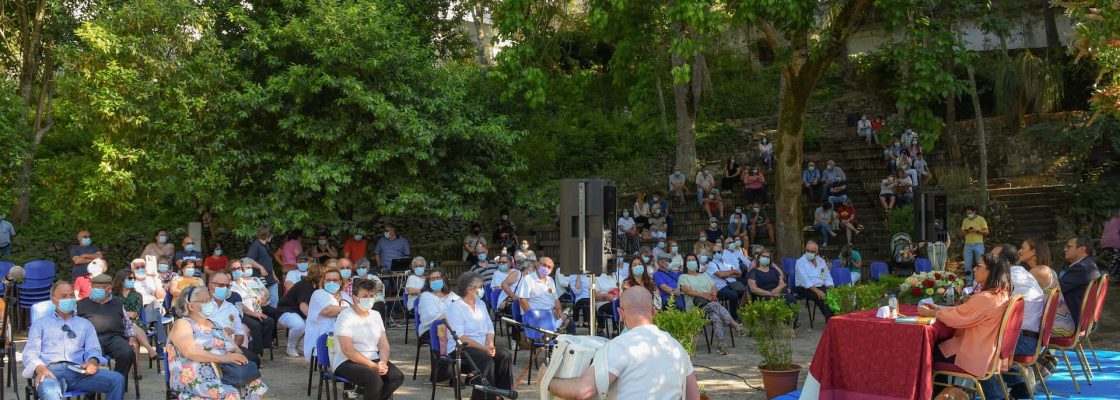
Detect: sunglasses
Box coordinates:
(61, 324, 77, 339)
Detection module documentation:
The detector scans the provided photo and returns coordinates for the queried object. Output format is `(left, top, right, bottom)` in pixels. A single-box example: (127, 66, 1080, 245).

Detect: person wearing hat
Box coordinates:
(284, 253, 311, 292)
(77, 272, 137, 379)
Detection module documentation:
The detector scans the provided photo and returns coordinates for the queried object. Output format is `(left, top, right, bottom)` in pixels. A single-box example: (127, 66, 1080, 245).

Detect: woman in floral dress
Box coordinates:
(168, 285, 267, 399)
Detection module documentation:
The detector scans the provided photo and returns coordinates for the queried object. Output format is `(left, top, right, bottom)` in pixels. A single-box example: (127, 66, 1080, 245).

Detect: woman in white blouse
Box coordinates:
(331, 279, 403, 400)
(304, 266, 353, 361)
(416, 269, 458, 341)
(445, 272, 512, 400)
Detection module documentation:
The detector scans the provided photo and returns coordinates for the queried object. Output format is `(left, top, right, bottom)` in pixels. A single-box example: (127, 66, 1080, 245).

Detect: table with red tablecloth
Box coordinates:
(800, 305, 937, 400)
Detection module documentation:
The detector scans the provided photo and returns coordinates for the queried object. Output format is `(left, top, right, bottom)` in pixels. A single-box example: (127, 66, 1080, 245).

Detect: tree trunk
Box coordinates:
(657, 75, 670, 135)
(967, 65, 989, 205)
(1041, 0, 1061, 51)
(471, 5, 489, 69)
(944, 86, 961, 160)
(672, 52, 698, 178)
(774, 82, 811, 259)
(12, 0, 53, 225)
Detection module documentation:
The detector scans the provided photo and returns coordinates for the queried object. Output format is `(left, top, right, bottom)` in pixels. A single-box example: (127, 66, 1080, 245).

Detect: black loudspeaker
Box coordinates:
(558, 179, 617, 275)
(914, 189, 949, 242)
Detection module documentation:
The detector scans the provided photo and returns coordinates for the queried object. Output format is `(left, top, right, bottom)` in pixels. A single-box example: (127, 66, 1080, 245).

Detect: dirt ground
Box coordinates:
(9, 299, 1116, 400)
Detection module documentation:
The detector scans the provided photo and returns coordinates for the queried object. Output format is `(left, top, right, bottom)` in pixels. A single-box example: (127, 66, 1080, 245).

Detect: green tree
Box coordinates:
(1065, 0, 1120, 118)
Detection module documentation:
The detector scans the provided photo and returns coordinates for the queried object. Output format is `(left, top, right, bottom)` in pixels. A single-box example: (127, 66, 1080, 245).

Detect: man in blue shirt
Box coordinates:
(374, 224, 411, 273)
(23, 281, 125, 400)
(802, 162, 823, 202)
(173, 236, 203, 266)
(69, 230, 102, 282)
(0, 211, 14, 257)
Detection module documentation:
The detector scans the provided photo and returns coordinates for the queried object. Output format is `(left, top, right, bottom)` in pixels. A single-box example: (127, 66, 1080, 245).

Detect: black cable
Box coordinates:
(691, 362, 763, 391)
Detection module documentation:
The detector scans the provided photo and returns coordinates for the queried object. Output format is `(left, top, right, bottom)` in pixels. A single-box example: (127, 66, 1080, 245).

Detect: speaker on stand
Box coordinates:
(914, 189, 948, 243)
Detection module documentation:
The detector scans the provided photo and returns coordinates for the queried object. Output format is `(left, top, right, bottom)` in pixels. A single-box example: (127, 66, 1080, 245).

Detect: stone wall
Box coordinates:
(953, 112, 1082, 179)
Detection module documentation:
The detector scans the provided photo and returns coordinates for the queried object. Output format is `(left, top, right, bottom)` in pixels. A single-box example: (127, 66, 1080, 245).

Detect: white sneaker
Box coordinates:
(286, 348, 300, 357)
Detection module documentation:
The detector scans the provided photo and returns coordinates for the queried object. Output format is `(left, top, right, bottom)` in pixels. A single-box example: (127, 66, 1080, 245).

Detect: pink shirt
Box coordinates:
(282, 239, 303, 265)
(742, 173, 765, 190)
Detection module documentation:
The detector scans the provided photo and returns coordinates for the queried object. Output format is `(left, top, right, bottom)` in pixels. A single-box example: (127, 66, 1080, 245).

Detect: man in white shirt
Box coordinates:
(405, 257, 428, 311)
(709, 241, 745, 318)
(544, 286, 700, 400)
(517, 257, 571, 333)
(616, 210, 639, 255)
(695, 169, 714, 207)
(794, 241, 834, 321)
(207, 272, 261, 366)
(129, 258, 167, 342)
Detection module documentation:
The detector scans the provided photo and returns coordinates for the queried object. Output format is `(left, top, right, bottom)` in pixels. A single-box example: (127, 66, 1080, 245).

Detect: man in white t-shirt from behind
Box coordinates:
(543, 286, 699, 400)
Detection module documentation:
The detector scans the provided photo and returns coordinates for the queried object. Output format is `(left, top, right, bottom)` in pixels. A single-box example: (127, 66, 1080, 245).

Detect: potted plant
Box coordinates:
(825, 283, 885, 315)
(654, 295, 709, 355)
(740, 299, 800, 399)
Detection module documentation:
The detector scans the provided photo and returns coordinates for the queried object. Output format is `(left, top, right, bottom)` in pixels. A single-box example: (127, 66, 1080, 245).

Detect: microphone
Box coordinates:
(501, 317, 559, 337)
(472, 384, 518, 399)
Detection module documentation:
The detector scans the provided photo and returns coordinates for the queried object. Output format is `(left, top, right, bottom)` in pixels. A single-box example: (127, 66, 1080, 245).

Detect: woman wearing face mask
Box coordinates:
(622, 259, 662, 310)
(678, 254, 743, 355)
(404, 257, 428, 312)
(514, 240, 537, 263)
(445, 272, 513, 400)
(168, 286, 268, 399)
(156, 256, 176, 292)
(746, 248, 791, 303)
(304, 267, 353, 361)
(203, 242, 229, 279)
(741, 165, 768, 206)
(705, 217, 724, 244)
(463, 223, 487, 264)
(112, 269, 158, 364)
(311, 233, 338, 263)
(417, 269, 457, 343)
(632, 192, 651, 230)
(284, 254, 313, 292)
(141, 229, 175, 259)
(331, 279, 404, 400)
(758, 137, 774, 171)
(170, 259, 204, 298)
(721, 156, 741, 192)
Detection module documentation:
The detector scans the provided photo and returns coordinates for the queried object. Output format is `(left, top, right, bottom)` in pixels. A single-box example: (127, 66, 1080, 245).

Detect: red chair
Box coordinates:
(1046, 276, 1102, 393)
(1005, 289, 1062, 400)
(1083, 273, 1109, 372)
(932, 295, 1024, 400)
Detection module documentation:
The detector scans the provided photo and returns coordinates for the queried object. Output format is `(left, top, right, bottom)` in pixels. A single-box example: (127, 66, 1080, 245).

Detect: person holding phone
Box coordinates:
(959, 205, 989, 284)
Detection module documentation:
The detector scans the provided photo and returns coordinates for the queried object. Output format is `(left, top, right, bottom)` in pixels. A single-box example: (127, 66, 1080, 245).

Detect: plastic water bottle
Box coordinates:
(888, 294, 899, 319)
(326, 332, 336, 353)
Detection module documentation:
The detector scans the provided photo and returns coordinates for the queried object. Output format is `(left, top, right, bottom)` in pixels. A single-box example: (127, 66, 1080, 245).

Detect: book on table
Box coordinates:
(894, 316, 936, 325)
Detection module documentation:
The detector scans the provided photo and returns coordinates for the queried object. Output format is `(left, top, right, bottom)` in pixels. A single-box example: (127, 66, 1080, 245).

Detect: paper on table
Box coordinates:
(875, 306, 892, 318)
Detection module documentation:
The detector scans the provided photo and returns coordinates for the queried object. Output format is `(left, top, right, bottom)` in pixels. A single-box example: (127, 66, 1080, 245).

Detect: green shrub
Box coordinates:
(654, 295, 709, 356)
(739, 299, 799, 370)
(825, 284, 886, 315)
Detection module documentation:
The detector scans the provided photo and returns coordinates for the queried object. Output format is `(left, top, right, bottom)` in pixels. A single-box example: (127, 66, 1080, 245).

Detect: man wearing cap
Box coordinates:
(76, 273, 136, 378)
(284, 253, 311, 292)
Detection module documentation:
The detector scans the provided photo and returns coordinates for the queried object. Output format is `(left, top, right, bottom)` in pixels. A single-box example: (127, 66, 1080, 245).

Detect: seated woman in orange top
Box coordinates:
(918, 252, 1012, 400)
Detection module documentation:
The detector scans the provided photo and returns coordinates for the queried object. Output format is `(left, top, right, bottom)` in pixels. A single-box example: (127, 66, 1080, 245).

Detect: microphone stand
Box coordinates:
(442, 322, 487, 392)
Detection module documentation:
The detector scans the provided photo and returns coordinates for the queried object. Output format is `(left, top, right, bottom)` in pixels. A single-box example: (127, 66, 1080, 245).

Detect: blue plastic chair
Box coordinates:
(830, 267, 853, 287)
(315, 333, 352, 400)
(781, 258, 797, 291)
(522, 309, 558, 385)
(23, 260, 56, 281)
(870, 261, 890, 281)
(831, 259, 841, 270)
(510, 301, 523, 365)
(428, 320, 465, 400)
(411, 305, 428, 380)
(404, 293, 411, 345)
(915, 258, 933, 273)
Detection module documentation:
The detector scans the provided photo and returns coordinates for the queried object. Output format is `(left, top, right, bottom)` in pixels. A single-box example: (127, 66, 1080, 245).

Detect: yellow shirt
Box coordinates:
(961, 216, 988, 244)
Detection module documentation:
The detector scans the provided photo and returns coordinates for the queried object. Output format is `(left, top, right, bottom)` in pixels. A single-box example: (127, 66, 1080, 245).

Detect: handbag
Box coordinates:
(693, 297, 711, 307)
(218, 361, 261, 387)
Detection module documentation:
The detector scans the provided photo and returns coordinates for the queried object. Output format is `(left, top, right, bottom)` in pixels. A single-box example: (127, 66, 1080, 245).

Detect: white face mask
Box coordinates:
(359, 298, 376, 311)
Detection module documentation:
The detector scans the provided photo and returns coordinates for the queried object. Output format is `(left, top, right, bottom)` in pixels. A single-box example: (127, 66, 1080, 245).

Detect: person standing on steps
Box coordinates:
(959, 205, 989, 285)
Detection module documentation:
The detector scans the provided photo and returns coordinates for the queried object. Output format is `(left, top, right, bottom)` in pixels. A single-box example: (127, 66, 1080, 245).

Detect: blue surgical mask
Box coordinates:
(383, 232, 391, 239)
(641, 256, 650, 264)
(700, 255, 709, 264)
(729, 243, 739, 250)
(158, 235, 168, 244)
(158, 263, 170, 272)
(657, 242, 667, 249)
(186, 244, 196, 252)
(135, 268, 146, 276)
(735, 240, 743, 247)
(354, 234, 363, 241)
(430, 280, 445, 291)
(414, 267, 425, 276)
(713, 252, 723, 261)
(58, 298, 78, 314)
(200, 301, 217, 317)
(670, 246, 679, 253)
(538, 267, 551, 277)
(498, 264, 510, 272)
(81, 237, 92, 246)
(476, 289, 485, 301)
(357, 268, 368, 276)
(478, 253, 488, 261)
(298, 262, 309, 272)
(214, 249, 222, 256)
(686, 261, 699, 271)
(632, 265, 645, 276)
(213, 287, 230, 300)
(340, 269, 352, 279)
(804, 252, 816, 260)
(124, 279, 136, 289)
(183, 268, 196, 277)
(324, 282, 341, 294)
(759, 256, 771, 266)
(232, 270, 243, 280)
(90, 288, 107, 301)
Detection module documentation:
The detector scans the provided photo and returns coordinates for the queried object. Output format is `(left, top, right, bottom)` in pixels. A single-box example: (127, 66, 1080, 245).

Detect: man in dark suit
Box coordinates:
(1060, 235, 1101, 327)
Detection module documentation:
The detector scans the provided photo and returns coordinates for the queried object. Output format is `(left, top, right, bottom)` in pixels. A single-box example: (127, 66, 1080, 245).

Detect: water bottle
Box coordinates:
(326, 332, 336, 353)
(888, 294, 899, 319)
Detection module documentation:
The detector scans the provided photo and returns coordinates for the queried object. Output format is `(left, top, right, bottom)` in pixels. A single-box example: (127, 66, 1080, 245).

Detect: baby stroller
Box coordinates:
(890, 232, 917, 275)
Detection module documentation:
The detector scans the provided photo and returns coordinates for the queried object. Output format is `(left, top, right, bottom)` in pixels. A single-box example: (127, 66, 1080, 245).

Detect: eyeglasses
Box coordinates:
(61, 324, 77, 339)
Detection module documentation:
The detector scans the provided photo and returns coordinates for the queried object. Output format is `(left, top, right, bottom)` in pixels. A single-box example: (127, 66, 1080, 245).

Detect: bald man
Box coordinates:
(544, 287, 699, 400)
(516, 257, 572, 333)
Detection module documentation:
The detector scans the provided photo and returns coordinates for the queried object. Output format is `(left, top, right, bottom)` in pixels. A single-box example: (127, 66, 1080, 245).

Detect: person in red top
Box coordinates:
(836, 199, 860, 245)
(203, 242, 229, 278)
(342, 232, 368, 264)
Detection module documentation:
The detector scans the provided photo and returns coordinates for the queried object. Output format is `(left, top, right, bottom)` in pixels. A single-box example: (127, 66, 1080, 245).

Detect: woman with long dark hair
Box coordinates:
(918, 252, 1014, 398)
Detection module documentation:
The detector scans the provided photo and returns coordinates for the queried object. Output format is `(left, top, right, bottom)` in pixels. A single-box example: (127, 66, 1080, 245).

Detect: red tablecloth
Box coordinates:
(808, 305, 936, 400)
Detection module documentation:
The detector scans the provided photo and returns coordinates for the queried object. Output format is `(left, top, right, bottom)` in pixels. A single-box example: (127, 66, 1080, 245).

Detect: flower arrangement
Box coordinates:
(898, 271, 966, 305)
